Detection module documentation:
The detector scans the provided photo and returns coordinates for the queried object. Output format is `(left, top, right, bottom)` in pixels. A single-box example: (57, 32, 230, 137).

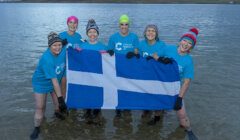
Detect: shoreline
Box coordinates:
(0, 0, 239, 4)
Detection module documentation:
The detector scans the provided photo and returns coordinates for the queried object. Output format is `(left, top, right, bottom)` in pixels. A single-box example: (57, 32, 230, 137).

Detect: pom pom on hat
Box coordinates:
(86, 19, 99, 35)
(190, 27, 199, 36)
(180, 27, 199, 48)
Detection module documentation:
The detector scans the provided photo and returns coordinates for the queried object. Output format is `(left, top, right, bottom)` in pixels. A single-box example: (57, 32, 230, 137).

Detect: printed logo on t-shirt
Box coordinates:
(115, 42, 122, 51)
(73, 44, 80, 49)
(66, 43, 80, 49)
(178, 65, 183, 75)
(55, 63, 66, 75)
(115, 42, 133, 51)
(142, 52, 149, 57)
(123, 44, 134, 49)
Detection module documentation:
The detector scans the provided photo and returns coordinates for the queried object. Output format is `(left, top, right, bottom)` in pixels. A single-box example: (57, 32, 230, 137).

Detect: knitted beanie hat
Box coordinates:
(119, 14, 130, 24)
(180, 27, 199, 48)
(144, 24, 159, 41)
(86, 19, 99, 35)
(48, 32, 62, 47)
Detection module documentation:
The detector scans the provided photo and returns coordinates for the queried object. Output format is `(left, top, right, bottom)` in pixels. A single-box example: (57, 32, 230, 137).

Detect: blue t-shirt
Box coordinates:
(32, 48, 66, 93)
(59, 31, 83, 49)
(164, 45, 194, 80)
(108, 32, 139, 54)
(81, 42, 107, 51)
(139, 40, 166, 58)
(58, 31, 83, 76)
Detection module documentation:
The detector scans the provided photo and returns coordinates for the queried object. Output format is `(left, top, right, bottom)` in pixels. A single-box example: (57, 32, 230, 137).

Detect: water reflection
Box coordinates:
(33, 110, 187, 140)
(1, 3, 240, 140)
(113, 111, 133, 139)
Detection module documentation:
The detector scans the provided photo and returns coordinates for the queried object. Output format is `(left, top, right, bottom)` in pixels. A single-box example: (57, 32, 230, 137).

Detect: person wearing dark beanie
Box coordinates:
(30, 32, 68, 139)
(80, 19, 108, 121)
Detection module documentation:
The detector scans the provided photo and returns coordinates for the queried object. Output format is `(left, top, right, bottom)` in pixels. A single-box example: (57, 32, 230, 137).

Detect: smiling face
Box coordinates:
(87, 29, 98, 43)
(67, 20, 78, 33)
(178, 39, 193, 54)
(50, 41, 62, 56)
(119, 22, 129, 36)
(146, 27, 157, 41)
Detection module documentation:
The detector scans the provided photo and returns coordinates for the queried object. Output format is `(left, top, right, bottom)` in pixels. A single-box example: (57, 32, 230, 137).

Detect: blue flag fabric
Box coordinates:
(66, 48, 180, 110)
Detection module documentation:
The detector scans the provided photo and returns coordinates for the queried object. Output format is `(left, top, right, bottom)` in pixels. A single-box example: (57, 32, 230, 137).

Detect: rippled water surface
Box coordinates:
(0, 3, 240, 140)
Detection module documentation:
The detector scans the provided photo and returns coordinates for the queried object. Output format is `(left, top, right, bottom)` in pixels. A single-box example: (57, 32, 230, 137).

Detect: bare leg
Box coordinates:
(30, 93, 47, 139)
(177, 104, 198, 140)
(61, 77, 66, 98)
(176, 105, 191, 130)
(50, 91, 59, 111)
(34, 93, 47, 127)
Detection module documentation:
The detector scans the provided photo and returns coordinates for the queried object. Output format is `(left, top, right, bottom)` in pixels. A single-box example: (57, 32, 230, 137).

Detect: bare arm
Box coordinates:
(52, 78, 68, 113)
(134, 48, 139, 54)
(179, 78, 191, 98)
(153, 53, 159, 60)
(61, 77, 66, 98)
(51, 78, 62, 97)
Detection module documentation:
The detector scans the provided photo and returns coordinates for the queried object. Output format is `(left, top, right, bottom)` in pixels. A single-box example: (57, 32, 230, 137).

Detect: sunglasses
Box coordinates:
(120, 23, 129, 26)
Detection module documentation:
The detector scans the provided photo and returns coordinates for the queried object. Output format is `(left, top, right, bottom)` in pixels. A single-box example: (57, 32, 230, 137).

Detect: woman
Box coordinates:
(81, 19, 107, 120)
(108, 14, 139, 118)
(138, 24, 166, 59)
(30, 32, 67, 139)
(81, 19, 106, 51)
(154, 27, 199, 140)
(58, 16, 84, 99)
(135, 24, 172, 125)
(108, 14, 139, 55)
(59, 15, 84, 49)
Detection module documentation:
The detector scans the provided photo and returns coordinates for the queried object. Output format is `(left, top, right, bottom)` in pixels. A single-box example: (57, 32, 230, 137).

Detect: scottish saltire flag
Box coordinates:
(66, 48, 180, 110)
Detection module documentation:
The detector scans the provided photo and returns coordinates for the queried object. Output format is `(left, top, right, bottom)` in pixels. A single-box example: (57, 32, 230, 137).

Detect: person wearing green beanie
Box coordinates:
(108, 14, 139, 118)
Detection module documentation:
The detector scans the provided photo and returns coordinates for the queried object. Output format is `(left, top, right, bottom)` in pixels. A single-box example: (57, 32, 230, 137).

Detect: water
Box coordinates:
(0, 3, 240, 140)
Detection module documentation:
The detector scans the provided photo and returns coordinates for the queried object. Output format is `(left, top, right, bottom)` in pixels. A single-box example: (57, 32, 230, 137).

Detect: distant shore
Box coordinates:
(1, 0, 239, 4)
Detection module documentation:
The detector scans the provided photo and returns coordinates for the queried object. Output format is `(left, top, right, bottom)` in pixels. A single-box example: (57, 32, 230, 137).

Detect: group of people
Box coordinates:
(30, 14, 199, 140)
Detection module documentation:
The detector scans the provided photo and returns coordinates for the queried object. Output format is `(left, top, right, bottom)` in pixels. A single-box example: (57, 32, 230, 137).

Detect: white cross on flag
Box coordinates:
(66, 49, 180, 110)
